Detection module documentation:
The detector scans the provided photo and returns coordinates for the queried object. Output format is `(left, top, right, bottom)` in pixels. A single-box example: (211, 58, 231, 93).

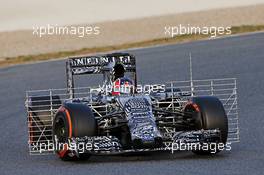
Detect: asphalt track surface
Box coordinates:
(0, 32, 264, 175)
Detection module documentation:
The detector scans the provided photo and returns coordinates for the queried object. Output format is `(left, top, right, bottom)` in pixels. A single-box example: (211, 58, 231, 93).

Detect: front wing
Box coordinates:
(30, 129, 221, 155)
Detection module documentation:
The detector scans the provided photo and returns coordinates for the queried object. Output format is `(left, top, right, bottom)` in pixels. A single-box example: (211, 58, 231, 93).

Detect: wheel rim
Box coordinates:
(54, 117, 67, 142)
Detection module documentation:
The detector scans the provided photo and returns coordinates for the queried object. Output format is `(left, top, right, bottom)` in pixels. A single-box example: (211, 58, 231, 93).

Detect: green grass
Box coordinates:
(1, 25, 264, 68)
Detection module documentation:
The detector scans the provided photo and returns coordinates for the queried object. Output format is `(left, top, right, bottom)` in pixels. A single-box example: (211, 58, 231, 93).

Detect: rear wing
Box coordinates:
(66, 53, 136, 98)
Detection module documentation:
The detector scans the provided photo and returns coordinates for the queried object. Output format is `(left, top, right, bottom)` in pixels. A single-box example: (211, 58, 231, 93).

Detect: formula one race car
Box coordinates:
(26, 53, 239, 160)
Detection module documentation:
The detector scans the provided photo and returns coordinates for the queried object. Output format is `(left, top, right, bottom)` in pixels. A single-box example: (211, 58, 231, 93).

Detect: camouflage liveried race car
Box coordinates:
(26, 53, 239, 160)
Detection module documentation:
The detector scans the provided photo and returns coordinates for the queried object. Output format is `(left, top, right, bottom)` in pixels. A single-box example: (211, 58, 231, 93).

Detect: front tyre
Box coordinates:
(53, 103, 97, 161)
(185, 96, 228, 155)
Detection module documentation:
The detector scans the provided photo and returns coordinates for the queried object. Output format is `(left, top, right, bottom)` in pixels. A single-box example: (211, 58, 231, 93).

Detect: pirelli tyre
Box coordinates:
(184, 96, 228, 155)
(53, 103, 97, 161)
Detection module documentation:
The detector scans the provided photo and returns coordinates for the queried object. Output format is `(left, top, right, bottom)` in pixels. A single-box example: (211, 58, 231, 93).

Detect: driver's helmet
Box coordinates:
(111, 63, 133, 95)
(112, 77, 133, 96)
(113, 62, 125, 81)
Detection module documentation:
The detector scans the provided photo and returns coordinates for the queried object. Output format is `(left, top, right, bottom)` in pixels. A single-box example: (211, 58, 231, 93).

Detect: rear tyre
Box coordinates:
(185, 96, 228, 155)
(53, 103, 97, 161)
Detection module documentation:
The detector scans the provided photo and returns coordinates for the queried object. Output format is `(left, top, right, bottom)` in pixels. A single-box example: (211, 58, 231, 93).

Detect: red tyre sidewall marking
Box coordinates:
(185, 102, 200, 112)
(57, 106, 72, 158)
